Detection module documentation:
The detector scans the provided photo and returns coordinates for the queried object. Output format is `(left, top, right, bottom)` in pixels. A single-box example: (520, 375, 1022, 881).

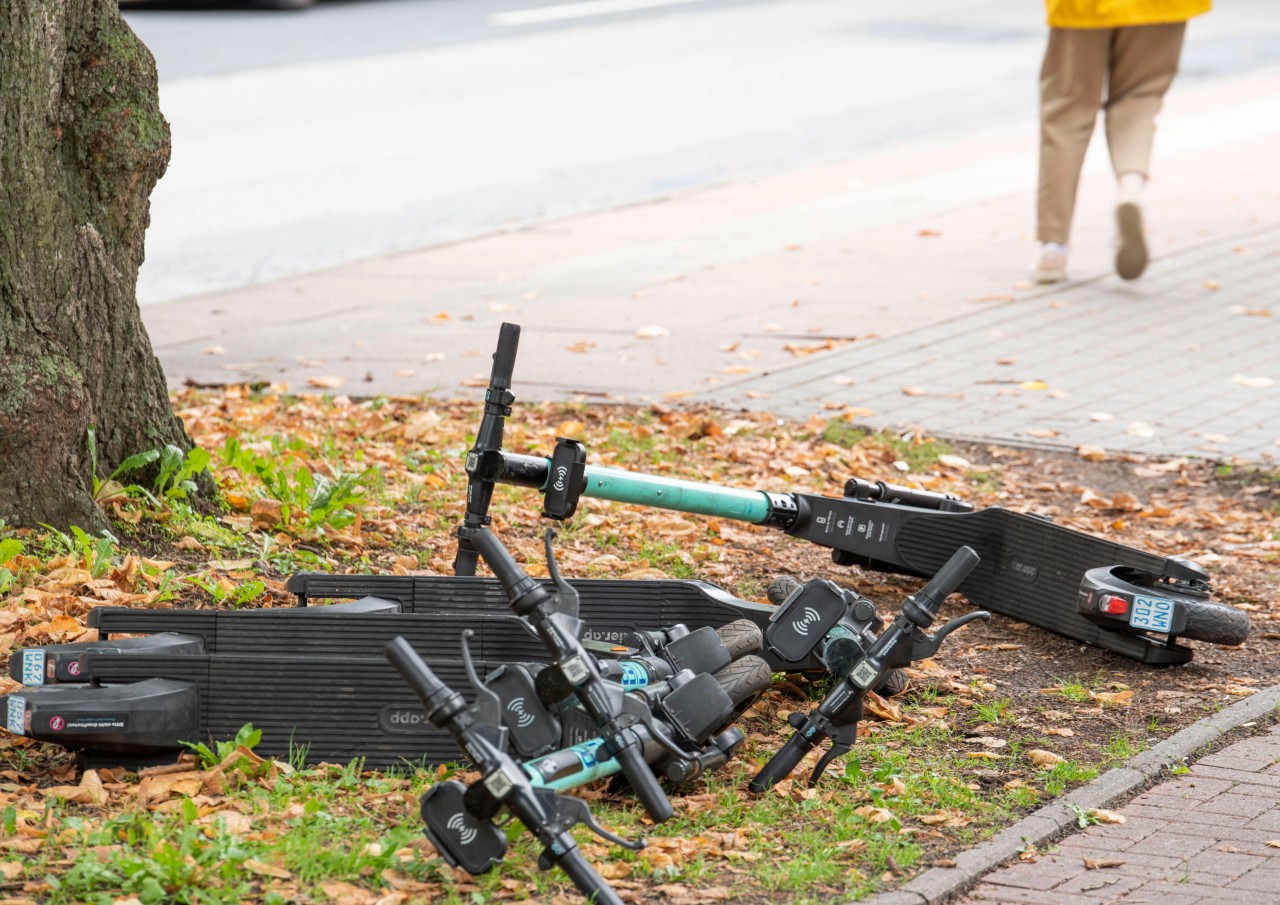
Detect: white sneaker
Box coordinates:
(1031, 243, 1068, 284)
(1115, 201, 1148, 280)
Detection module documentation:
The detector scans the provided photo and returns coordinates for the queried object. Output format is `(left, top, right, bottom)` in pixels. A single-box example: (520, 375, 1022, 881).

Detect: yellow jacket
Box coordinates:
(1046, 0, 1211, 28)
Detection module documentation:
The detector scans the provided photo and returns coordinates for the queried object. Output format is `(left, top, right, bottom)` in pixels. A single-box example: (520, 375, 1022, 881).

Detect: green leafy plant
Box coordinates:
(183, 722, 263, 769)
(221, 436, 378, 534)
(40, 524, 119, 578)
(89, 426, 212, 507)
(0, 537, 22, 594)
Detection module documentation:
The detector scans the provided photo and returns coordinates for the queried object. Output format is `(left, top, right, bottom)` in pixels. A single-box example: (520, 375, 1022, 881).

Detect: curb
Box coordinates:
(856, 682, 1280, 905)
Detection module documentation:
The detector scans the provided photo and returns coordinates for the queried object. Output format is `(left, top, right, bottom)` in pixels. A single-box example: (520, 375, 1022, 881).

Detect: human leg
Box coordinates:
(1037, 27, 1110, 247)
(1105, 23, 1187, 279)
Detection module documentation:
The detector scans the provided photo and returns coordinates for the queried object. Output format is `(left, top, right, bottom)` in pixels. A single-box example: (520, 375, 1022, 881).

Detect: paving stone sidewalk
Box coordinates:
(951, 725, 1280, 905)
(702, 227, 1280, 463)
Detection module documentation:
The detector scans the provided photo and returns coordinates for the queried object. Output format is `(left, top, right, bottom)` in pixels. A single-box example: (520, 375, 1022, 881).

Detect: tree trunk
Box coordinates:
(0, 0, 197, 530)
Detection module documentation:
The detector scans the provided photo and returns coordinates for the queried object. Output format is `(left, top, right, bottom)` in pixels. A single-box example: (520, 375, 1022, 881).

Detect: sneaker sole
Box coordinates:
(1115, 202, 1148, 280)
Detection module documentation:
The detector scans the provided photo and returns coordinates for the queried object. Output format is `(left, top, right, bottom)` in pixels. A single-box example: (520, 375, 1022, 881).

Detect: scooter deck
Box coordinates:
(6, 651, 475, 769)
(79, 576, 803, 672)
(284, 574, 801, 666)
(809, 500, 1194, 665)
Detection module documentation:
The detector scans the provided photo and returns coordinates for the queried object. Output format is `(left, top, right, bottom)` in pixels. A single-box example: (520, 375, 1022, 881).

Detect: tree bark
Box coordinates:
(0, 0, 197, 530)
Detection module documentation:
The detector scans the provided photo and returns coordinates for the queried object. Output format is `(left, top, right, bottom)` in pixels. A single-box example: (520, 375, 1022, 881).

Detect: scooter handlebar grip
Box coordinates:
(914, 545, 981, 616)
(748, 729, 818, 792)
(490, 322, 520, 390)
(469, 528, 536, 596)
(555, 847, 626, 905)
(614, 741, 673, 823)
(385, 636, 449, 713)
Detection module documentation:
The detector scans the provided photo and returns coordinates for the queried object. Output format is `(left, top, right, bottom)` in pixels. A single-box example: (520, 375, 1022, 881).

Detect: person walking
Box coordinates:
(1032, 0, 1210, 284)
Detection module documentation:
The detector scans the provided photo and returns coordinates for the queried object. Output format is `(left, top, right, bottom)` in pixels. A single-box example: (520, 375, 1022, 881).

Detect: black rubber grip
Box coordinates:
(385, 636, 447, 708)
(469, 529, 542, 610)
(614, 741, 673, 822)
(913, 545, 981, 619)
(555, 847, 625, 905)
(748, 729, 818, 792)
(490, 323, 520, 390)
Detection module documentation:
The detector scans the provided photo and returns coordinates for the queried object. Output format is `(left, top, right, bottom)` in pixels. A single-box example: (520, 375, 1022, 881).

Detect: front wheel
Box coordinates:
(1180, 598, 1251, 646)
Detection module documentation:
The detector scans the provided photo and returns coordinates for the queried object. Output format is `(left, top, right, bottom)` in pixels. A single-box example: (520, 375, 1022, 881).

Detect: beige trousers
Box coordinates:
(1037, 23, 1187, 244)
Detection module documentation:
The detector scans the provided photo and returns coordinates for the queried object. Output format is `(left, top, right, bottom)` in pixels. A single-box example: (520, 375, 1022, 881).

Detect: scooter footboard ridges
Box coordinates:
(894, 508, 1192, 663)
(90, 612, 552, 664)
(84, 654, 473, 769)
(287, 574, 814, 672)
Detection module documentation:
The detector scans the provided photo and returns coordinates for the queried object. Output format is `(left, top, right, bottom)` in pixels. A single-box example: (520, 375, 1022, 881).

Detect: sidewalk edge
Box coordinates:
(855, 682, 1280, 905)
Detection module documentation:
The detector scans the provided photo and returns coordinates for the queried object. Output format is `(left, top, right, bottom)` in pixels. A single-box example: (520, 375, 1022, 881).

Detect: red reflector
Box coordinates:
(1099, 595, 1129, 615)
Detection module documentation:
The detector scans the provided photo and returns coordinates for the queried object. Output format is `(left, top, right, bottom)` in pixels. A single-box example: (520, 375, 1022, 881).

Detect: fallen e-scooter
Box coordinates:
(453, 323, 1250, 667)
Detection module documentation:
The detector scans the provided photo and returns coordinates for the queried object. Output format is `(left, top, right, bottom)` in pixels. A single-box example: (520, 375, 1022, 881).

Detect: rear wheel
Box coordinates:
(1180, 598, 1251, 646)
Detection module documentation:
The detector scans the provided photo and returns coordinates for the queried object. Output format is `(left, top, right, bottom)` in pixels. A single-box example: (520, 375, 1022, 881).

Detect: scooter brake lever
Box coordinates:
(545, 789, 645, 851)
(911, 611, 991, 660)
(542, 528, 581, 619)
(808, 724, 858, 786)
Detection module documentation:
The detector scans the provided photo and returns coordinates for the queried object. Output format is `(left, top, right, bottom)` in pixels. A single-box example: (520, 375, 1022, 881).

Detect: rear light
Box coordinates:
(1098, 594, 1129, 616)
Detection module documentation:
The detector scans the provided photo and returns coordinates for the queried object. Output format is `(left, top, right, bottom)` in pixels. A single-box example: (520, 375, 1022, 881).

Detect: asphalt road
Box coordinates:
(122, 0, 1280, 306)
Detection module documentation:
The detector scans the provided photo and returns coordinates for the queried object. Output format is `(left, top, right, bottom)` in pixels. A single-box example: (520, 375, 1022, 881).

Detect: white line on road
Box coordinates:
(490, 0, 707, 27)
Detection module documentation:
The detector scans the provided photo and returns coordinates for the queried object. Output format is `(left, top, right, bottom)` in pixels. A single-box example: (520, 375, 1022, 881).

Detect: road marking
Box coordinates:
(490, 0, 708, 27)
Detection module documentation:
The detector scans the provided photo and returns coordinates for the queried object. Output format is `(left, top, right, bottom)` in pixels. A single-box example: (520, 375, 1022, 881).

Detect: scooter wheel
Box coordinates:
(874, 668, 911, 698)
(714, 654, 774, 721)
(715, 619, 764, 659)
(767, 576, 802, 607)
(1180, 598, 1251, 646)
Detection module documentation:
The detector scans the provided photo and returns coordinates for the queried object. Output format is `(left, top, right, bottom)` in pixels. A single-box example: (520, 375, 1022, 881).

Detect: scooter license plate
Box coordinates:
(1129, 595, 1175, 633)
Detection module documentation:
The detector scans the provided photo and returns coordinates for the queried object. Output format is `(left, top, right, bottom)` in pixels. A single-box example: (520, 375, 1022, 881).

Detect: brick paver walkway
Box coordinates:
(703, 228, 1280, 463)
(952, 726, 1280, 904)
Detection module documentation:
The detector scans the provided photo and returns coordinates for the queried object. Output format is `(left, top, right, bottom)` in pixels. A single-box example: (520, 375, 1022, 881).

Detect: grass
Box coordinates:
(819, 423, 955, 473)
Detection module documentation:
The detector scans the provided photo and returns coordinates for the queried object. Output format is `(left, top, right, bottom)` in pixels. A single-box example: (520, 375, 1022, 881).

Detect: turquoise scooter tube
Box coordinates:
(523, 738, 620, 792)
(568, 465, 774, 524)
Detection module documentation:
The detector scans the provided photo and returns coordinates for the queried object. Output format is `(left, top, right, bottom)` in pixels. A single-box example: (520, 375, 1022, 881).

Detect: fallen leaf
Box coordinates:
(1077, 445, 1107, 462)
(1087, 808, 1126, 825)
(1020, 380, 1048, 391)
(636, 325, 670, 339)
(1083, 858, 1126, 869)
(201, 345, 225, 356)
(307, 375, 344, 390)
(901, 387, 927, 397)
(1026, 749, 1062, 767)
(1233, 374, 1274, 388)
(1125, 421, 1154, 438)
(244, 858, 292, 880)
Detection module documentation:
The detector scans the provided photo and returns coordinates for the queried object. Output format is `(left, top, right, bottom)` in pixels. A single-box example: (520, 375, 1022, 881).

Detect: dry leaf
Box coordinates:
(901, 387, 927, 397)
(1232, 374, 1275, 388)
(1083, 858, 1125, 869)
(1087, 808, 1125, 825)
(1077, 445, 1107, 462)
(1125, 421, 1154, 438)
(635, 325, 670, 339)
(1025, 749, 1062, 767)
(244, 858, 292, 880)
(1020, 380, 1048, 391)
(306, 375, 344, 390)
